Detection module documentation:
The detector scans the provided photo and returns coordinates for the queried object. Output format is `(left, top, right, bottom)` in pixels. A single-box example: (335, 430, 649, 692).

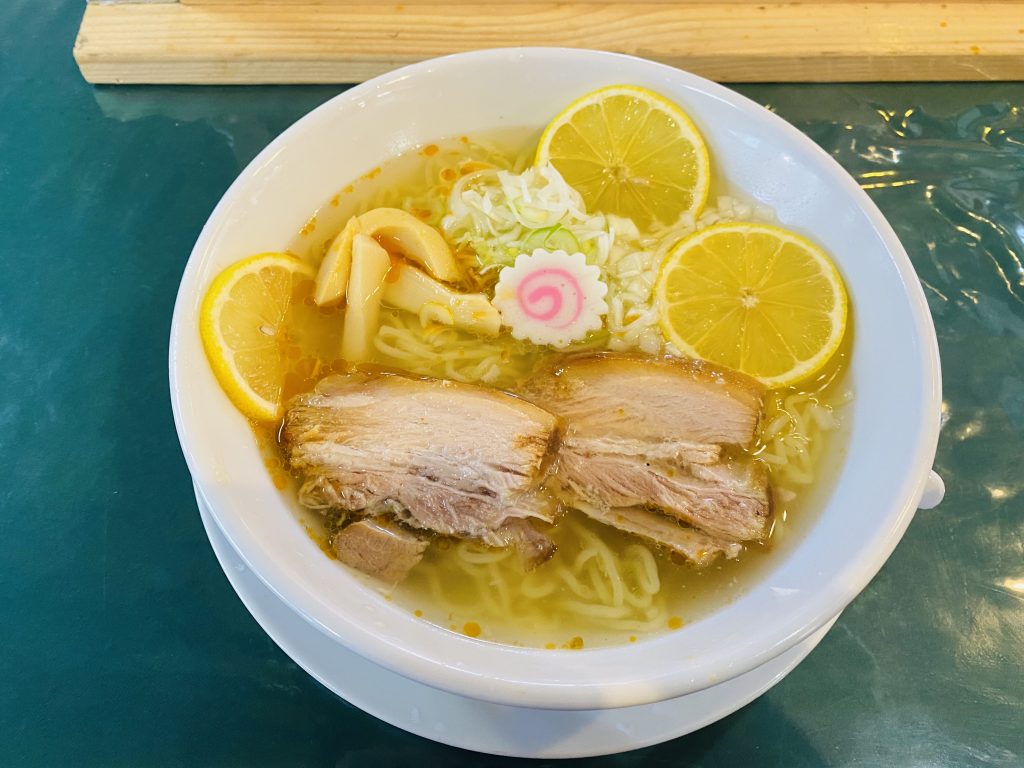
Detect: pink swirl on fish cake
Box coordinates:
(492, 248, 609, 348)
(516, 268, 584, 329)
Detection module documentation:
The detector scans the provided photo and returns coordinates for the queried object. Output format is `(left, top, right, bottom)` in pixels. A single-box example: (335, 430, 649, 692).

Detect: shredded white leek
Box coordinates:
(443, 164, 777, 354)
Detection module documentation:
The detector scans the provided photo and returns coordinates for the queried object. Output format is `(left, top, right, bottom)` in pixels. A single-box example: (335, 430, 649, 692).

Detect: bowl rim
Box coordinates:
(169, 47, 942, 710)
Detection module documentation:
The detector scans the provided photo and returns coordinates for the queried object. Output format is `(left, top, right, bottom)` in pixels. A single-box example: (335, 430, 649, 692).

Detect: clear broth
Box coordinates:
(264, 131, 852, 649)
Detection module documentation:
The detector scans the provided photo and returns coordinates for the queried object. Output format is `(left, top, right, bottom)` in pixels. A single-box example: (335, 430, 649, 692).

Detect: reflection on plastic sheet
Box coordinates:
(746, 86, 1024, 765)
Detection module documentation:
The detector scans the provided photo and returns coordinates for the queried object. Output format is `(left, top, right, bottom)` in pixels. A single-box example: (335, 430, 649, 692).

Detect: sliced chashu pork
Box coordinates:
(521, 353, 764, 448)
(558, 444, 771, 541)
(521, 353, 771, 552)
(282, 372, 560, 550)
(331, 517, 429, 586)
(572, 501, 741, 568)
(496, 517, 557, 570)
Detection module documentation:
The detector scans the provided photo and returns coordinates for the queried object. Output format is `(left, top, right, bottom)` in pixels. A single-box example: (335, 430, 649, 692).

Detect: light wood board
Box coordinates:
(74, 2, 1024, 84)
(172, 0, 1002, 4)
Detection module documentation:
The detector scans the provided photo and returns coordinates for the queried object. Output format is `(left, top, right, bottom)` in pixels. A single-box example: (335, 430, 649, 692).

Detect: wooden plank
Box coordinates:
(178, 0, 988, 4)
(74, 2, 1024, 84)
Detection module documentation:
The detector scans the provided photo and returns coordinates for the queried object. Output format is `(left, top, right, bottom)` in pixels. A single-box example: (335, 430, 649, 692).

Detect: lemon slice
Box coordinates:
(655, 223, 848, 387)
(536, 85, 710, 229)
(200, 253, 317, 421)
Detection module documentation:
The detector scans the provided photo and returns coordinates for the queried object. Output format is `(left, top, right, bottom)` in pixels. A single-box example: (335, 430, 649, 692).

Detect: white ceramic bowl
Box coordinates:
(170, 48, 942, 711)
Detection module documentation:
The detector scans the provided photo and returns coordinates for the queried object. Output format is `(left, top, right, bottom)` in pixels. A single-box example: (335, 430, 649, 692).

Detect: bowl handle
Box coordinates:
(917, 470, 945, 510)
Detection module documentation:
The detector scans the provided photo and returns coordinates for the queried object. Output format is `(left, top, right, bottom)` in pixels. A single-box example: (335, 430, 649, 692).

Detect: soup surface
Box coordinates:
(202, 88, 852, 649)
(276, 134, 849, 648)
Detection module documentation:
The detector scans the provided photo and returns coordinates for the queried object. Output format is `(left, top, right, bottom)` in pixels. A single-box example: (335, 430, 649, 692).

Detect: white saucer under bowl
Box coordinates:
(195, 484, 838, 759)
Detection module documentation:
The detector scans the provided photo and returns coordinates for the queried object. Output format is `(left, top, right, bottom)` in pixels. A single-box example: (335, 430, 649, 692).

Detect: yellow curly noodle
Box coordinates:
(279, 130, 852, 648)
(399, 511, 675, 648)
(753, 338, 852, 543)
(760, 392, 839, 487)
(373, 309, 541, 388)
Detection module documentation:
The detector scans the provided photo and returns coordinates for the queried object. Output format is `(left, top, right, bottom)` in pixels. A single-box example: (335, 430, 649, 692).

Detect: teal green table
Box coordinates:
(3, 3, 1022, 765)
